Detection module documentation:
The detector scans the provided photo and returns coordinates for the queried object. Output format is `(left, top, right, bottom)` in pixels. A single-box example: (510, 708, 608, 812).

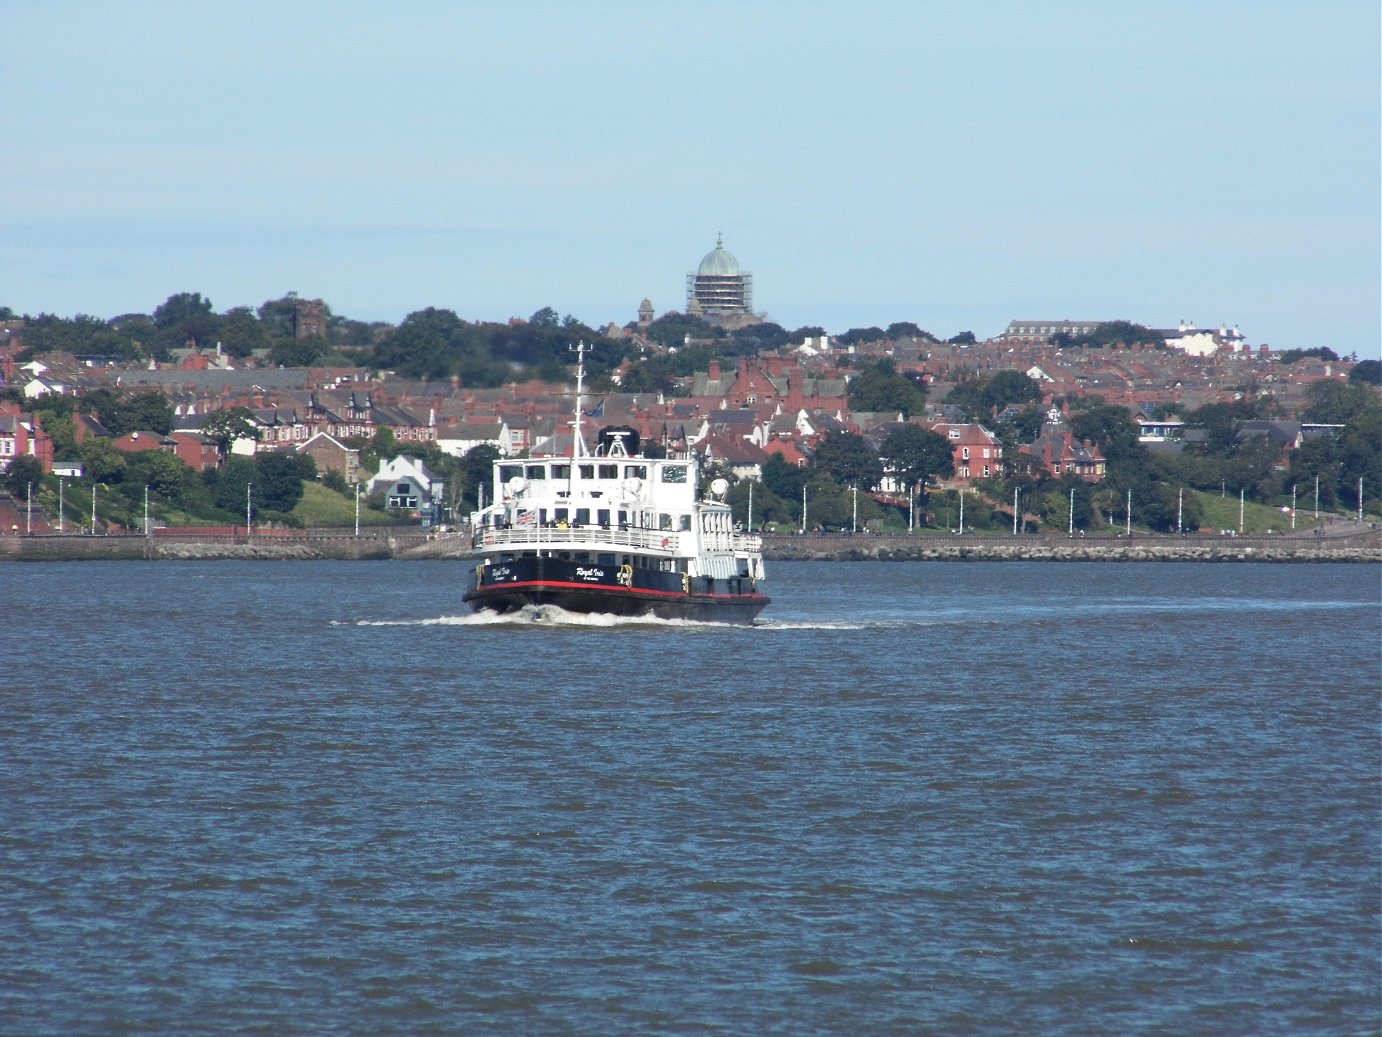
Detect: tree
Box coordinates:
(153, 292, 217, 349)
(1066, 403, 1143, 474)
(1, 455, 44, 497)
(78, 438, 128, 483)
(1276, 347, 1339, 364)
(760, 452, 808, 505)
(983, 370, 1042, 412)
(201, 407, 261, 452)
(457, 444, 501, 509)
(268, 336, 328, 367)
(847, 358, 927, 418)
(947, 331, 977, 345)
(218, 306, 268, 358)
(254, 452, 313, 512)
(214, 456, 257, 513)
(886, 321, 934, 341)
(83, 389, 174, 436)
(836, 327, 887, 346)
(1348, 358, 1382, 385)
(880, 424, 954, 491)
(811, 431, 883, 490)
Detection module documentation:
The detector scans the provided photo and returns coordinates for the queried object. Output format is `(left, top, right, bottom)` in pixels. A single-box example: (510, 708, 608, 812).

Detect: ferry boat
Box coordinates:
(463, 344, 769, 623)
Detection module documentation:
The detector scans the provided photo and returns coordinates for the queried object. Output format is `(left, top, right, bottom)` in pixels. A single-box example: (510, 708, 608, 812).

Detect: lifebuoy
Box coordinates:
(661, 537, 670, 548)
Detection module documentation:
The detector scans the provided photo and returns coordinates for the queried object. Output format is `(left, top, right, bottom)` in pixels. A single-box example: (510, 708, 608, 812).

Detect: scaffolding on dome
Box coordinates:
(686, 270, 753, 316)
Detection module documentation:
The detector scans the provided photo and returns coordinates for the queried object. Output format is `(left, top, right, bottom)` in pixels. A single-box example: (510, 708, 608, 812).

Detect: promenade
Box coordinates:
(1, 524, 1377, 562)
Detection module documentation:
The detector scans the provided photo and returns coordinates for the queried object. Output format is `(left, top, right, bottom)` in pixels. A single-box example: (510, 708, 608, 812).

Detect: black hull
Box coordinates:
(464, 555, 768, 624)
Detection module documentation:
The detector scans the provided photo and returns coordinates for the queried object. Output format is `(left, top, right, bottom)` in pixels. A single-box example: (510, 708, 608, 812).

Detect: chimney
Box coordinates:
(708, 360, 721, 381)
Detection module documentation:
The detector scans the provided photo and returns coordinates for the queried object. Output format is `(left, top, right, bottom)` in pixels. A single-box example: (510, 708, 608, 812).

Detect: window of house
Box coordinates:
(982, 466, 990, 477)
(982, 448, 990, 459)
(962, 448, 970, 460)
(949, 430, 960, 439)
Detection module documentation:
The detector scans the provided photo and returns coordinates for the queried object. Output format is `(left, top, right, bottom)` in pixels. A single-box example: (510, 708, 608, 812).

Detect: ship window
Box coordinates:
(659, 513, 673, 530)
(555, 508, 569, 522)
(661, 464, 688, 483)
(598, 464, 618, 479)
(525, 465, 546, 479)
(597, 509, 610, 526)
(575, 508, 590, 525)
(579, 464, 594, 479)
(624, 465, 647, 479)
(500, 464, 523, 482)
(552, 464, 570, 479)
(679, 515, 691, 531)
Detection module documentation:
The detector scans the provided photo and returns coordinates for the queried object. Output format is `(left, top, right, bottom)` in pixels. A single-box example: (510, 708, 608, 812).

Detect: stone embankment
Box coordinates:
(762, 529, 1381, 563)
(1, 527, 1377, 563)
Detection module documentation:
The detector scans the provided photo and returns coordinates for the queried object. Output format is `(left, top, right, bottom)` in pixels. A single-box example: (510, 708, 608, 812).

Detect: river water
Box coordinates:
(2, 560, 1378, 1035)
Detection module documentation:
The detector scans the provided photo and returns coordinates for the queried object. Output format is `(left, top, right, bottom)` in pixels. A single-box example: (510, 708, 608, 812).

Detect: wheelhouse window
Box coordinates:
(661, 464, 688, 484)
(598, 464, 618, 479)
(525, 465, 546, 479)
(624, 465, 647, 480)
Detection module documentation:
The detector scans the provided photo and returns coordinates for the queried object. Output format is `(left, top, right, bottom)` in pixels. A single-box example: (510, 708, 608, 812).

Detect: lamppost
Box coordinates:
(58, 476, 65, 533)
(246, 482, 253, 535)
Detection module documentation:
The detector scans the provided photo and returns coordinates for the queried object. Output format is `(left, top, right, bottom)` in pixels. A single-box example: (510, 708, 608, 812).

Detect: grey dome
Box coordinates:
(697, 236, 741, 276)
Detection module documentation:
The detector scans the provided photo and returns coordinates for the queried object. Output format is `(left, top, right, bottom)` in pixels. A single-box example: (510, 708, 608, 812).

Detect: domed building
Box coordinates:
(686, 234, 754, 322)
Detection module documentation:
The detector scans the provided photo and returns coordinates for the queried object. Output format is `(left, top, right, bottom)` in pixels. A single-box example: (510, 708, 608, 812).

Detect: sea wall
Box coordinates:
(1, 529, 1377, 563)
(761, 531, 1382, 563)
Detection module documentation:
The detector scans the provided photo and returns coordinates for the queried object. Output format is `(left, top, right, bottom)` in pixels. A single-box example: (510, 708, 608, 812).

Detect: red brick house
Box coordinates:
(0, 405, 54, 473)
(928, 422, 1004, 482)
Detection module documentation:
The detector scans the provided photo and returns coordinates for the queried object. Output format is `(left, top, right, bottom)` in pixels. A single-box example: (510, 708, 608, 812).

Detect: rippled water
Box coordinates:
(2, 560, 1378, 1035)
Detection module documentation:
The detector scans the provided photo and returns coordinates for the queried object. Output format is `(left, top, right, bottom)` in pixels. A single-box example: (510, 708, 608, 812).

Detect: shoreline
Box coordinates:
(1, 528, 1377, 563)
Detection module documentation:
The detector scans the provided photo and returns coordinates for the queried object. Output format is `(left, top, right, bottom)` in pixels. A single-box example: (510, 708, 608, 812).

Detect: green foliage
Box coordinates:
(217, 306, 268, 357)
(619, 345, 719, 396)
(1, 455, 44, 496)
(835, 327, 886, 346)
(152, 292, 217, 352)
(1276, 347, 1339, 364)
(1049, 321, 1166, 349)
(644, 312, 723, 349)
(847, 359, 927, 418)
(456, 444, 501, 510)
(12, 313, 146, 362)
(760, 453, 808, 505)
(213, 455, 257, 512)
(946, 370, 1042, 421)
(1066, 403, 1143, 474)
(811, 431, 883, 490)
(886, 321, 935, 342)
(880, 424, 953, 488)
(268, 335, 328, 367)
(1348, 359, 1382, 385)
(201, 407, 261, 451)
(254, 451, 314, 512)
(947, 331, 977, 345)
(83, 389, 175, 436)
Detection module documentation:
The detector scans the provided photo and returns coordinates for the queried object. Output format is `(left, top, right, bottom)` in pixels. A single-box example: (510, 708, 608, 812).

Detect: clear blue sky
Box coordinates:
(3, 1, 1378, 356)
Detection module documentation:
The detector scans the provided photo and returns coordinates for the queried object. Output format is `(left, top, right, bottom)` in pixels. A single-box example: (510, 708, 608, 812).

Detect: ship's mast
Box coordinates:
(570, 340, 590, 459)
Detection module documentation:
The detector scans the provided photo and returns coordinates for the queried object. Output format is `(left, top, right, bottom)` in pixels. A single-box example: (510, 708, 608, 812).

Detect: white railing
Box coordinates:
(471, 525, 763, 555)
